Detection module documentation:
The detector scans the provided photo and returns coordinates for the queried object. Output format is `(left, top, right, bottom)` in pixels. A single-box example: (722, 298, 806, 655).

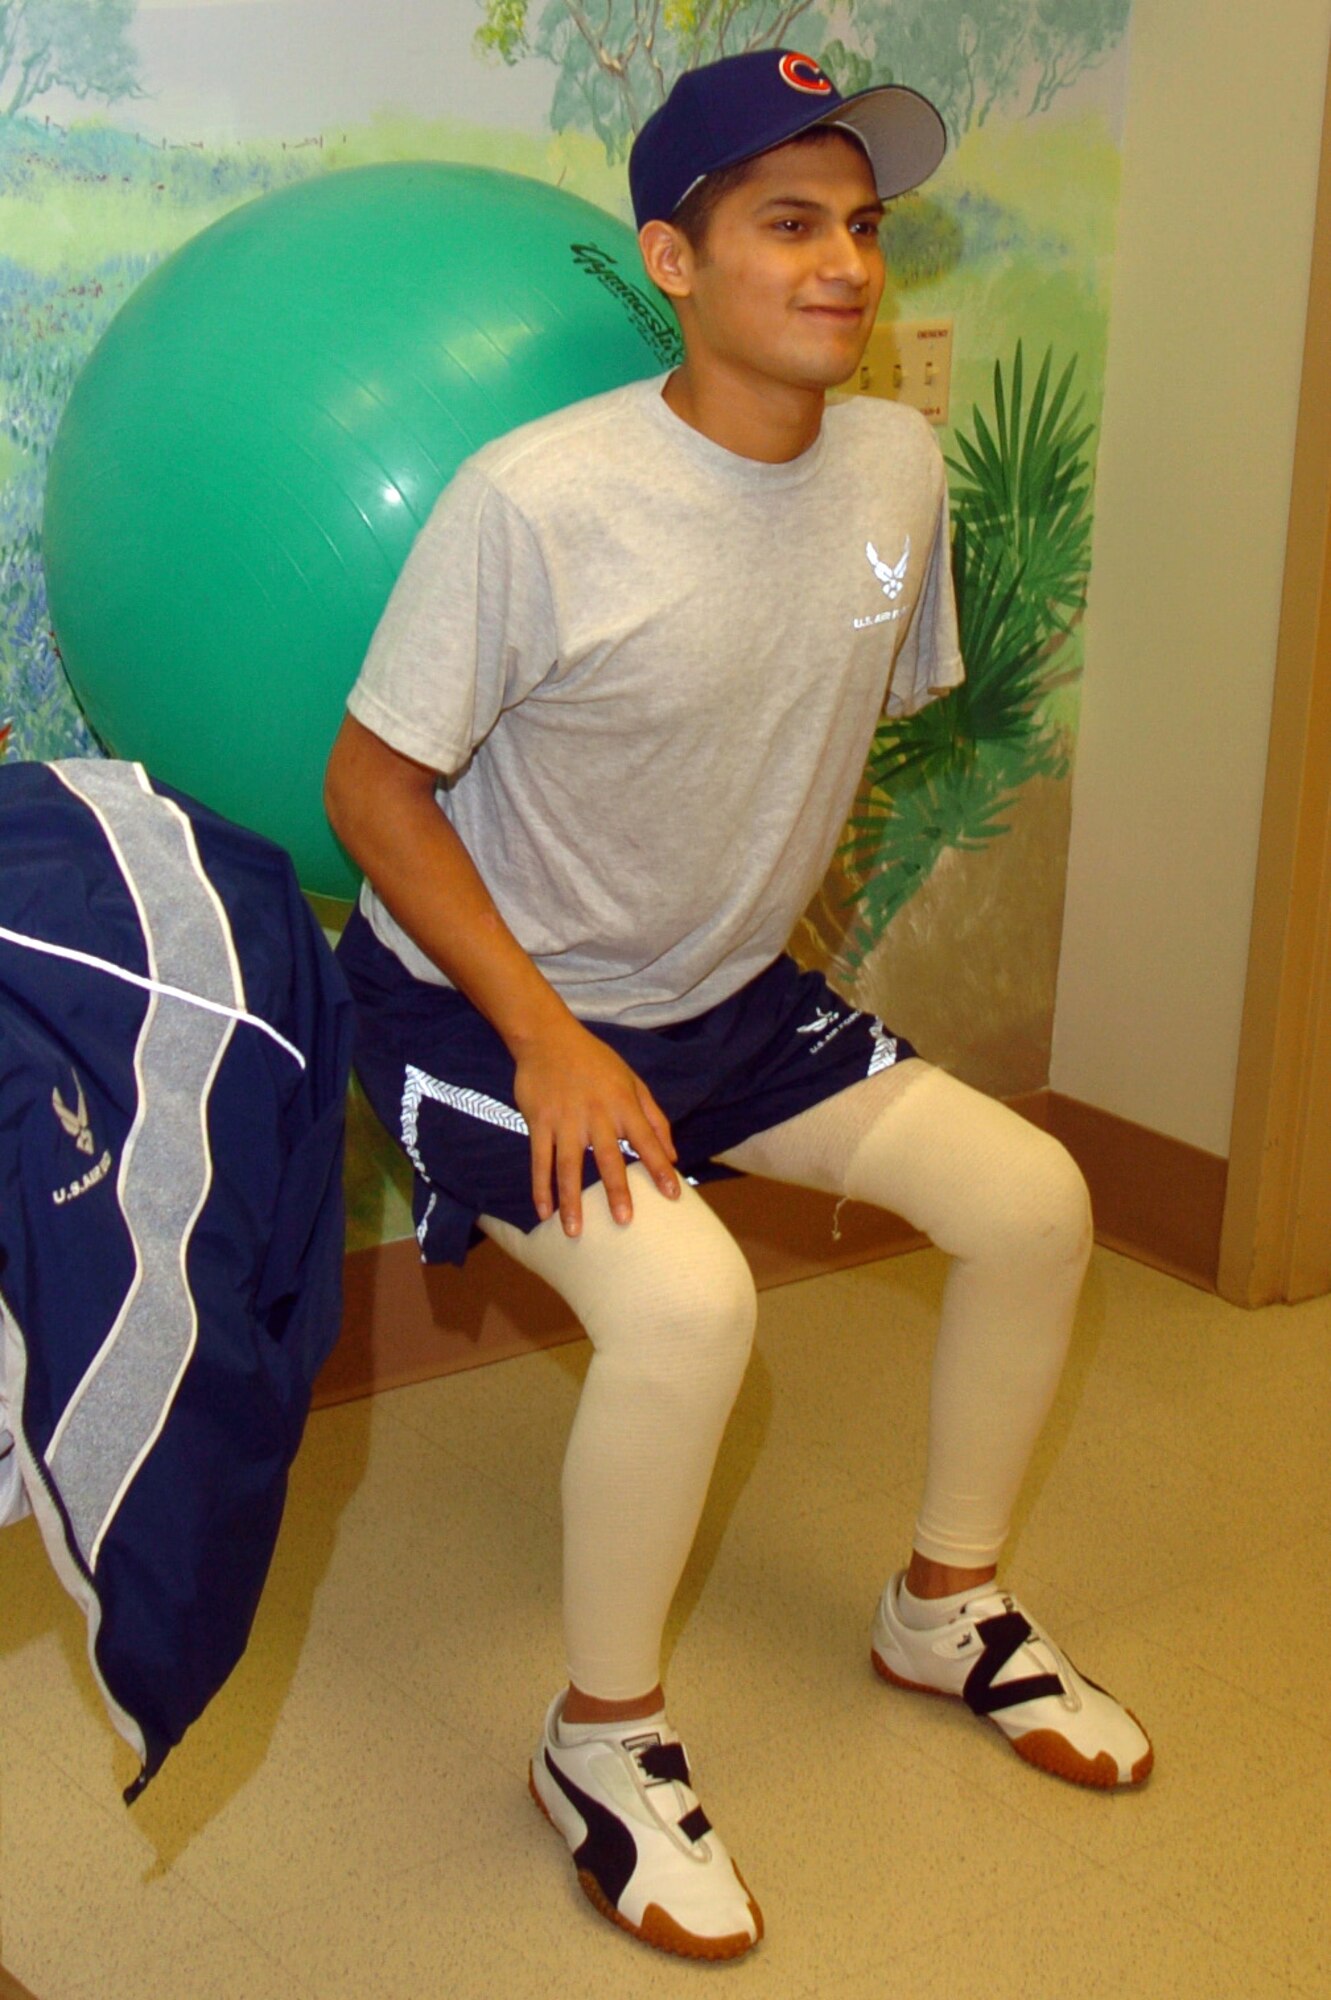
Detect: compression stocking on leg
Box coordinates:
(481, 1169, 758, 1701)
(718, 1060, 1092, 1565)
(719, 1063, 1151, 1787)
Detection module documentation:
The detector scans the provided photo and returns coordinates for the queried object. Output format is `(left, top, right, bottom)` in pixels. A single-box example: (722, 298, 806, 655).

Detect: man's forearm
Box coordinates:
(324, 714, 574, 1057)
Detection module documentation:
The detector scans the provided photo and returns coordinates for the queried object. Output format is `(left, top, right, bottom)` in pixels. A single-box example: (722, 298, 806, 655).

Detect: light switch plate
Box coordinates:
(844, 318, 954, 425)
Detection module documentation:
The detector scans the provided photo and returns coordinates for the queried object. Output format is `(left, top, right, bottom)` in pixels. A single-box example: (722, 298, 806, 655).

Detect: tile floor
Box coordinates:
(2, 1244, 1329, 1999)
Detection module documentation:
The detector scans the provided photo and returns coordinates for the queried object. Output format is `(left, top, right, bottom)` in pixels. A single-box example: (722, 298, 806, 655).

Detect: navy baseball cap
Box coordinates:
(629, 49, 947, 229)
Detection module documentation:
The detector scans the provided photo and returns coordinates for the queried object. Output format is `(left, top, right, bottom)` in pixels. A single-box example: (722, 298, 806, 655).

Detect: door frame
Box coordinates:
(1219, 36, 1331, 1306)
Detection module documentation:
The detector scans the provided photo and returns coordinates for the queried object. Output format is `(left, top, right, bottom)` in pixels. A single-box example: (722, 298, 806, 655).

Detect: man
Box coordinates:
(324, 49, 1152, 1965)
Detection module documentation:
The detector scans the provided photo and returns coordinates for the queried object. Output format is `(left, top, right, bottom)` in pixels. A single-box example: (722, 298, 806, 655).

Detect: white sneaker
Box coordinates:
(529, 1693, 763, 1959)
(871, 1574, 1153, 1789)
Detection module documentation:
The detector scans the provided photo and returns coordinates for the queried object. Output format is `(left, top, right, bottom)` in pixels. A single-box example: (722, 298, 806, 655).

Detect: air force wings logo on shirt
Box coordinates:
(854, 537, 912, 630)
(53, 1072, 95, 1155)
(866, 537, 910, 599)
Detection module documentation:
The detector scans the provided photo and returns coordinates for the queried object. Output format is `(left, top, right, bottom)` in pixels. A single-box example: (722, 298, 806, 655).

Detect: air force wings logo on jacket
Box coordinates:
(52, 1073, 95, 1155)
(0, 759, 353, 1798)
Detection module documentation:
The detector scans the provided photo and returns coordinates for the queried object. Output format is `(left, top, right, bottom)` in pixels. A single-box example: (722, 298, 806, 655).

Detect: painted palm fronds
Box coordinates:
(808, 342, 1093, 974)
(948, 341, 1094, 637)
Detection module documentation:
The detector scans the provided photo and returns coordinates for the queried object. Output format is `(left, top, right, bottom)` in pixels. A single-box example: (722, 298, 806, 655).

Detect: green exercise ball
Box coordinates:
(43, 163, 679, 897)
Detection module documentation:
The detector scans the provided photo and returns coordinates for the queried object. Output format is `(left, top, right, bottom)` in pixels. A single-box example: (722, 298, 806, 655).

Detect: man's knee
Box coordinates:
(936, 1119, 1092, 1275)
(544, 1179, 758, 1401)
(1017, 1128, 1093, 1272)
(603, 1227, 758, 1401)
(842, 1067, 1093, 1274)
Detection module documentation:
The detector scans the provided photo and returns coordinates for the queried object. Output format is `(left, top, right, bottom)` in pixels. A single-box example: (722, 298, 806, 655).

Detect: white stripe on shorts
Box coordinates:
(401, 1066, 530, 1181)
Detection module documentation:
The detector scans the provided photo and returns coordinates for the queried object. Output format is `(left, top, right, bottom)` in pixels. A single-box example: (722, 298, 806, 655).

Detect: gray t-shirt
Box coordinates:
(348, 374, 963, 1027)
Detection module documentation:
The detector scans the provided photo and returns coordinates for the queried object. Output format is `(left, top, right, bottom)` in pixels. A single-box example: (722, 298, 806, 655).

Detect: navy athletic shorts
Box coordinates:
(337, 907, 916, 1265)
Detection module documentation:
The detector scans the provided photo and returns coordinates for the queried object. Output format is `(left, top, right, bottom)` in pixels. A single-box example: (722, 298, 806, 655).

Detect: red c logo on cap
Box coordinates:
(779, 52, 833, 95)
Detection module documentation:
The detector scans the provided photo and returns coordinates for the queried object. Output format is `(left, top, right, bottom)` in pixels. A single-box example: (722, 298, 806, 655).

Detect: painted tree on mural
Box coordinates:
(821, 0, 1025, 114)
(835, 0, 1131, 142)
(0, 0, 141, 120)
(474, 0, 1131, 155)
(1028, 0, 1132, 116)
(476, 0, 826, 159)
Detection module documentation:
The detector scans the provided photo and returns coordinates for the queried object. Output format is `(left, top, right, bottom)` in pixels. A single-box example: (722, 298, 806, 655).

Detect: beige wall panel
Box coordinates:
(1051, 0, 1331, 1153)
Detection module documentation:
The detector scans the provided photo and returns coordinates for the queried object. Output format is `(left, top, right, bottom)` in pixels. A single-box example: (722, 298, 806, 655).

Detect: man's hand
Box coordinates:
(511, 1017, 679, 1235)
(325, 717, 681, 1237)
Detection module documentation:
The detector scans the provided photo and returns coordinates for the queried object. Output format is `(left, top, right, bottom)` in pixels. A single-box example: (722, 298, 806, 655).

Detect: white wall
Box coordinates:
(1051, 0, 1331, 1155)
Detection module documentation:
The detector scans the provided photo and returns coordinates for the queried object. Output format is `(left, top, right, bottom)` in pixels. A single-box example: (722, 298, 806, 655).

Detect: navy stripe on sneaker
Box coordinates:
(543, 1749, 638, 1906)
(531, 1696, 763, 1957)
(962, 1610, 1065, 1717)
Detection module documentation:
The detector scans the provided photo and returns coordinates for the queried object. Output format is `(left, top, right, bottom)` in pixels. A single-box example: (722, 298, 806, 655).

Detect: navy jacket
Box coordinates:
(0, 760, 353, 1795)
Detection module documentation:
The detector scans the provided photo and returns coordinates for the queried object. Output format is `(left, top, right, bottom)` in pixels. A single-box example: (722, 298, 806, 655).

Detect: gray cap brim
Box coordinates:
(816, 84, 948, 200)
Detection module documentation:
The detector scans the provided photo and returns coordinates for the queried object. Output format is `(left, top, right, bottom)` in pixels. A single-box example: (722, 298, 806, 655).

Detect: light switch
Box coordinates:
(844, 319, 954, 425)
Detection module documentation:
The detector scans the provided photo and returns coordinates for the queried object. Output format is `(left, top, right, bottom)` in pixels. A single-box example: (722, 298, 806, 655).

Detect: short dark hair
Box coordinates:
(671, 127, 870, 253)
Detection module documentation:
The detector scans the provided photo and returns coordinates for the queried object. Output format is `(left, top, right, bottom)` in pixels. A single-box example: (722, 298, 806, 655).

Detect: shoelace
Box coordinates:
(632, 1739, 712, 1843)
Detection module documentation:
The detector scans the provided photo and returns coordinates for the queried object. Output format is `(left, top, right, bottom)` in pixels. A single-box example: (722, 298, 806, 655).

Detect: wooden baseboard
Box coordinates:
(1041, 1090, 1228, 1291)
(313, 1088, 1228, 1408)
(0, 1963, 40, 2000)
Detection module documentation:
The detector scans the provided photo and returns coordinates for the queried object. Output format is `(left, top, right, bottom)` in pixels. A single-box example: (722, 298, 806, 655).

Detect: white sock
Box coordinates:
(895, 1576, 994, 1631)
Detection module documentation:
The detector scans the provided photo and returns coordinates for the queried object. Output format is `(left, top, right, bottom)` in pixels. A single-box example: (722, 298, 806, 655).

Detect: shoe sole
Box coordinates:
(870, 1649, 1154, 1790)
(528, 1762, 763, 1961)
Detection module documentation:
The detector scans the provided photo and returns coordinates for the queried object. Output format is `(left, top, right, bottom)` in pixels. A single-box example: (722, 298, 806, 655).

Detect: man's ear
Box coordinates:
(638, 219, 694, 301)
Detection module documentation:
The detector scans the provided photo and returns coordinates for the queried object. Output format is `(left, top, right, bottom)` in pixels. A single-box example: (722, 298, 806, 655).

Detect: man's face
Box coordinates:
(674, 134, 886, 394)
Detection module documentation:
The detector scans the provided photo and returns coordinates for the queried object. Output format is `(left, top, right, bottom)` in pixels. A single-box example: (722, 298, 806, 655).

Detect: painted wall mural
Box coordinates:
(475, 0, 1130, 155)
(0, 0, 1135, 1241)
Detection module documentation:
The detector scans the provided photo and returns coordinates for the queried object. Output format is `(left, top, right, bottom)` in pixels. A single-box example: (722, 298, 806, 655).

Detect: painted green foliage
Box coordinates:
(832, 343, 1093, 970)
(826, 0, 1131, 140)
